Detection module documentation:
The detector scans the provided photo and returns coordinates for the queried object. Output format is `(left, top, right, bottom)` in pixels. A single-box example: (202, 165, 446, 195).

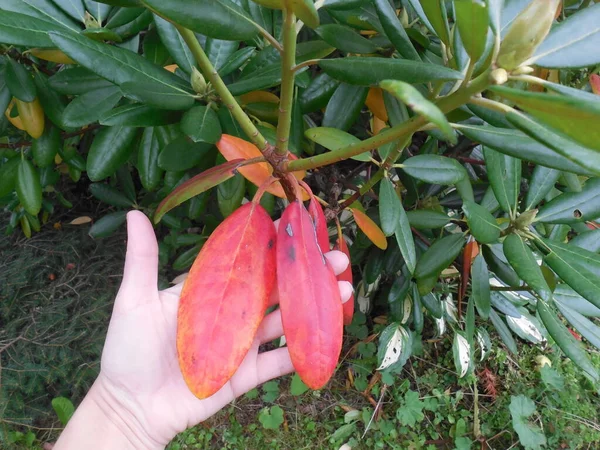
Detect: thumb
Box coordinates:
(117, 211, 159, 307)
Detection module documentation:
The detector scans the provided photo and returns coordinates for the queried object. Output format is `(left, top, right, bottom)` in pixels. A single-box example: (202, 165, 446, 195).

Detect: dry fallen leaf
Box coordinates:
(69, 216, 92, 225)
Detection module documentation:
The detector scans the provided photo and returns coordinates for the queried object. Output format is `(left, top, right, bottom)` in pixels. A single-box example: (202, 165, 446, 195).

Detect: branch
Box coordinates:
(175, 26, 268, 151)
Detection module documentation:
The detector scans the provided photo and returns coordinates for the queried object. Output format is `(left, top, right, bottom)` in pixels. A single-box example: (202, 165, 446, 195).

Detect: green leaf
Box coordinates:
(16, 159, 42, 216)
(506, 309, 545, 344)
(540, 365, 564, 391)
(402, 155, 466, 185)
(136, 127, 163, 191)
(525, 166, 560, 211)
(218, 46, 256, 77)
(490, 291, 521, 318)
(377, 323, 412, 372)
(395, 212, 416, 275)
(536, 178, 600, 224)
(453, 332, 471, 378)
(489, 308, 518, 354)
(471, 253, 490, 319)
(154, 158, 248, 223)
(153, 14, 196, 74)
(62, 86, 123, 128)
(172, 243, 202, 271)
(304, 127, 368, 161)
(373, 0, 420, 61)
(454, 0, 489, 62)
(318, 57, 463, 86)
(105, 6, 145, 29)
(379, 178, 400, 236)
(509, 395, 547, 450)
(258, 405, 284, 430)
(0, 10, 62, 48)
(86, 126, 137, 181)
(89, 183, 134, 208)
(51, 397, 75, 426)
(405, 210, 450, 229)
(89, 211, 128, 238)
(79, 27, 122, 42)
(529, 3, 600, 69)
(315, 24, 378, 54)
(570, 229, 600, 254)
(483, 147, 520, 215)
(420, 0, 450, 45)
(180, 105, 222, 144)
(555, 301, 600, 351)
(457, 124, 593, 176)
(205, 37, 239, 71)
(322, 83, 368, 132)
(6, 59, 36, 102)
(537, 300, 599, 382)
(100, 103, 181, 127)
(141, 0, 258, 41)
(120, 80, 195, 110)
(157, 136, 212, 171)
(290, 373, 309, 396)
(491, 86, 600, 153)
(503, 234, 551, 302)
(12, 0, 80, 30)
(462, 200, 500, 244)
(226, 63, 285, 96)
(48, 67, 114, 95)
(414, 233, 465, 280)
(487, 0, 501, 34)
(48, 31, 193, 107)
(396, 390, 424, 427)
(292, 0, 319, 29)
(32, 124, 60, 168)
(380, 79, 455, 143)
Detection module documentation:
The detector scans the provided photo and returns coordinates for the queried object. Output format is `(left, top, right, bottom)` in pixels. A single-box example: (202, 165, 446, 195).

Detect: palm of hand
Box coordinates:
(97, 211, 350, 446)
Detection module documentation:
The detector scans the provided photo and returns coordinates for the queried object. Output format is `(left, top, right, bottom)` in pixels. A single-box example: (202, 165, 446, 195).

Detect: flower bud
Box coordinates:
(191, 67, 207, 94)
(490, 68, 508, 85)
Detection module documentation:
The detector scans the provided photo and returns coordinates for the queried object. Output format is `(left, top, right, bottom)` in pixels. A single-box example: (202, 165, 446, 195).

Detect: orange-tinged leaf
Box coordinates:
(372, 117, 387, 135)
(277, 201, 343, 389)
(216, 134, 306, 199)
(459, 237, 479, 312)
(154, 158, 247, 223)
(366, 87, 388, 122)
(177, 202, 277, 399)
(335, 235, 354, 325)
(591, 74, 600, 95)
(240, 90, 280, 105)
(29, 48, 76, 64)
(351, 208, 388, 249)
(164, 64, 179, 73)
(308, 197, 330, 252)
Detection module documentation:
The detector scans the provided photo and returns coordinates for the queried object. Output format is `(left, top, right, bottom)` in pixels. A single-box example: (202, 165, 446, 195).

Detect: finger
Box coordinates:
(255, 309, 283, 344)
(339, 281, 353, 303)
(325, 250, 349, 276)
(256, 347, 294, 385)
(117, 211, 159, 306)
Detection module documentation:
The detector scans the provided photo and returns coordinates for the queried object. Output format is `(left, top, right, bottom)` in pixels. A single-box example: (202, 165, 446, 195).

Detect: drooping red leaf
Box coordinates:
(308, 197, 330, 252)
(177, 202, 277, 399)
(277, 200, 343, 390)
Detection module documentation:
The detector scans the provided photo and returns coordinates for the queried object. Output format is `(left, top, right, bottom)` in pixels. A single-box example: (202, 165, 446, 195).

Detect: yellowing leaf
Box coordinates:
(351, 208, 388, 249)
(240, 90, 280, 105)
(69, 216, 92, 225)
(163, 64, 179, 73)
(366, 87, 388, 122)
(29, 48, 76, 64)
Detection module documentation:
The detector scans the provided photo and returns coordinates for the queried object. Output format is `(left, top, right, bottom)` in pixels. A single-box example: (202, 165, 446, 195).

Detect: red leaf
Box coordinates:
(277, 201, 343, 390)
(177, 202, 277, 399)
(308, 197, 330, 252)
(591, 74, 600, 96)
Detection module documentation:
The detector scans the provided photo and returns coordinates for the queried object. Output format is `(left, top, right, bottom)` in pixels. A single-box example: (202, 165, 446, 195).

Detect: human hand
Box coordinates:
(85, 211, 352, 448)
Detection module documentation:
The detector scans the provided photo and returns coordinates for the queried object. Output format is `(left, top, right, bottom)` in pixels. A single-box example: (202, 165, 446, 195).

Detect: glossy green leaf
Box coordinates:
(462, 200, 500, 244)
(322, 83, 368, 132)
(226, 63, 284, 96)
(105, 6, 145, 28)
(414, 233, 465, 280)
(541, 238, 600, 279)
(49, 67, 114, 95)
(525, 166, 560, 211)
(86, 126, 137, 182)
(218, 47, 256, 77)
(172, 243, 203, 271)
(136, 127, 163, 191)
(420, 0, 450, 45)
(471, 253, 490, 319)
(32, 125, 60, 168)
(120, 80, 195, 110)
(457, 124, 593, 176)
(0, 10, 62, 48)
(537, 300, 598, 381)
(141, 0, 258, 41)
(48, 31, 193, 107)
(154, 158, 248, 223)
(153, 15, 195, 74)
(570, 229, 600, 254)
(406, 210, 450, 229)
(33, 71, 69, 130)
(483, 147, 520, 215)
(16, 159, 42, 216)
(6, 59, 36, 102)
(80, 28, 123, 42)
(529, 3, 600, 69)
(180, 105, 222, 144)
(292, 0, 319, 29)
(489, 309, 518, 355)
(491, 86, 600, 153)
(304, 127, 369, 161)
(217, 171, 245, 218)
(482, 243, 522, 288)
(380, 79, 455, 143)
(373, 0, 420, 61)
(315, 24, 377, 54)
(318, 57, 463, 86)
(555, 301, 600, 351)
(490, 291, 521, 318)
(89, 211, 128, 239)
(379, 178, 400, 236)
(89, 183, 134, 207)
(100, 104, 180, 127)
(536, 178, 600, 224)
(300, 73, 340, 113)
(555, 285, 600, 318)
(205, 37, 239, 71)
(394, 205, 417, 275)
(454, 0, 489, 62)
(62, 86, 123, 128)
(158, 138, 213, 172)
(503, 234, 551, 302)
(402, 155, 466, 185)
